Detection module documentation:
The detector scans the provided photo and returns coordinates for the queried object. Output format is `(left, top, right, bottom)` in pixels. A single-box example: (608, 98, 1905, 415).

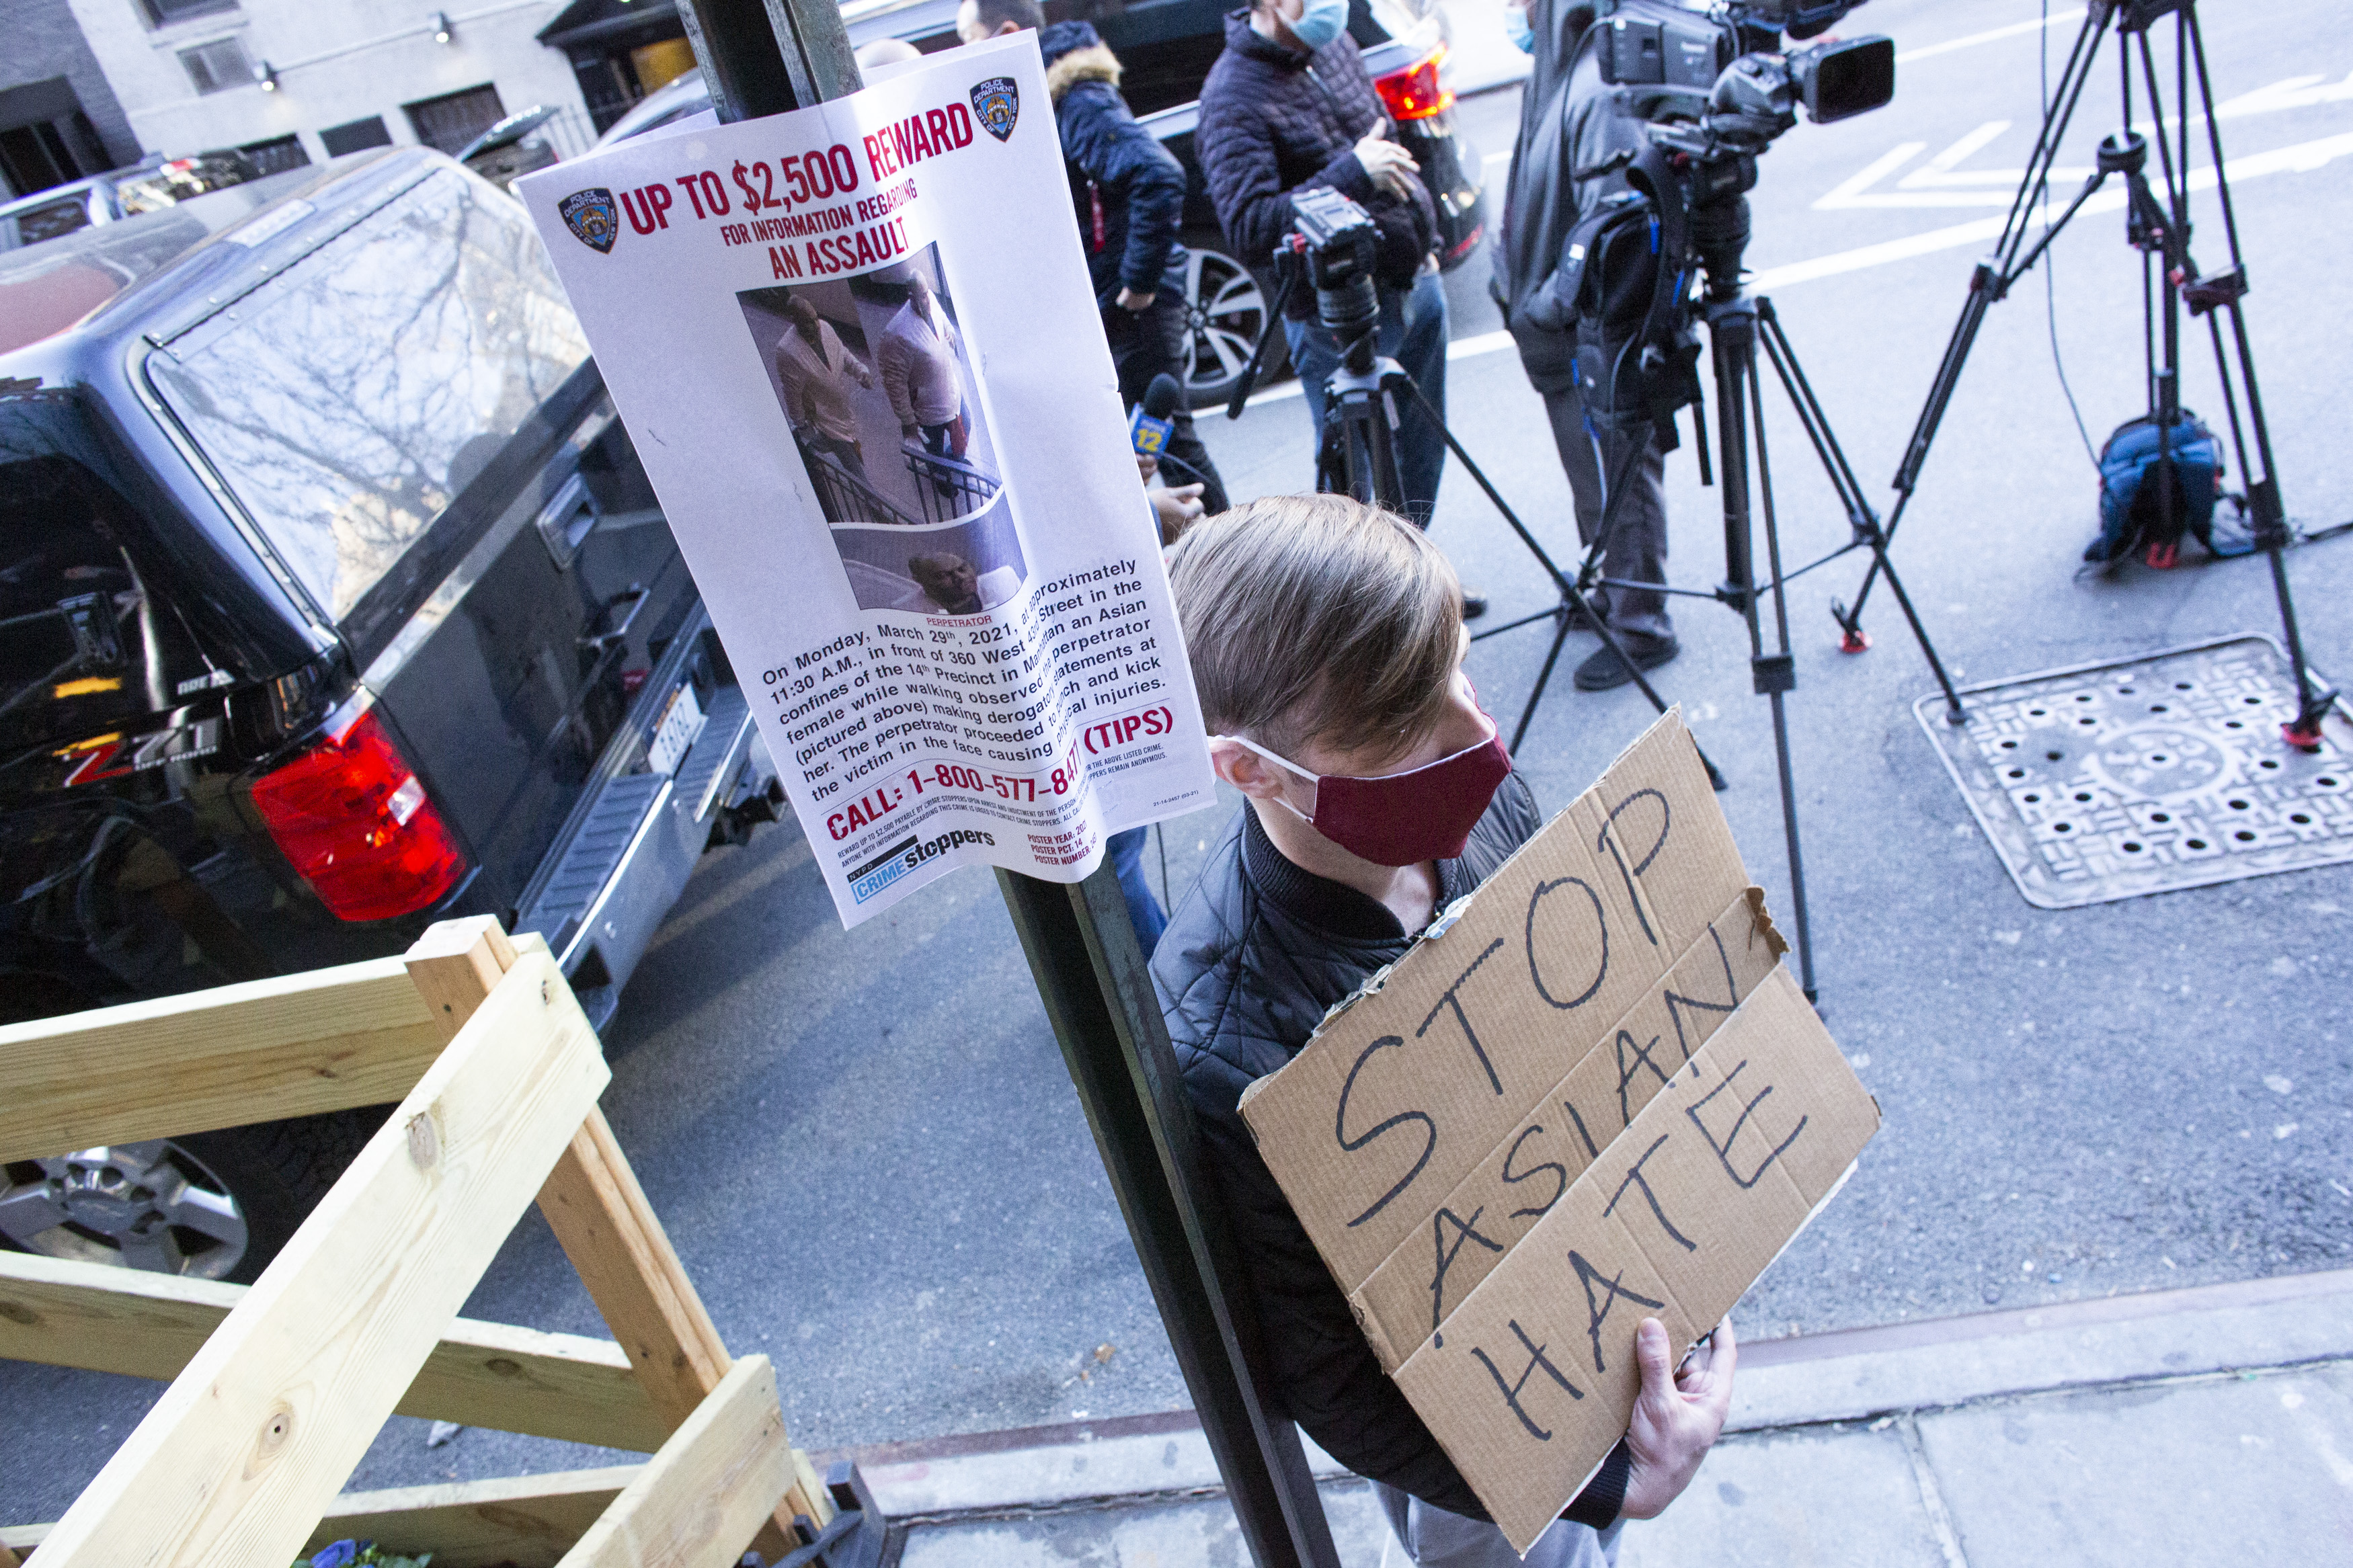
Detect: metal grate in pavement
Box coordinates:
(1915, 635, 2353, 909)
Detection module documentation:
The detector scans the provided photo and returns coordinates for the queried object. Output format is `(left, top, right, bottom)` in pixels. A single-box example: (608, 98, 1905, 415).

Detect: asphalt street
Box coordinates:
(8, 0, 2353, 1524)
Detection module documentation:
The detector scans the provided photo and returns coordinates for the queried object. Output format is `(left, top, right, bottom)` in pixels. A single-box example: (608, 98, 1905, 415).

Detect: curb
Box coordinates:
(817, 1266, 2353, 1522)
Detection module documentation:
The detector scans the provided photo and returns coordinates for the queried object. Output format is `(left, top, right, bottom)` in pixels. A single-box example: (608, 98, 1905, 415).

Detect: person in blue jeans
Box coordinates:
(1282, 265, 1447, 524)
(1106, 826, 1168, 956)
(1196, 0, 1482, 615)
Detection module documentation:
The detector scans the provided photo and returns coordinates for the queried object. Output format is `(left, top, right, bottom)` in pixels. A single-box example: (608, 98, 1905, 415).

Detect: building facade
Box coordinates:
(1, 0, 145, 198)
(65, 0, 608, 175)
(535, 0, 696, 134)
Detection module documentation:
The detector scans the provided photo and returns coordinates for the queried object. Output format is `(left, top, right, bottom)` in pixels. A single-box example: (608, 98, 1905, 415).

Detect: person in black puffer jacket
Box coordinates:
(1195, 3, 1455, 537)
(960, 0, 1230, 518)
(1154, 492, 1737, 1567)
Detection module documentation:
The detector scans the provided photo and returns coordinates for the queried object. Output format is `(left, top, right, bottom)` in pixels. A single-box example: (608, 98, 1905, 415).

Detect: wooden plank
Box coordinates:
(0, 957, 447, 1163)
(7, 1469, 642, 1568)
(403, 921, 832, 1535)
(0, 1251, 669, 1453)
(25, 946, 610, 1568)
(555, 1356, 793, 1568)
(0, 1538, 19, 1567)
(301, 1466, 641, 1568)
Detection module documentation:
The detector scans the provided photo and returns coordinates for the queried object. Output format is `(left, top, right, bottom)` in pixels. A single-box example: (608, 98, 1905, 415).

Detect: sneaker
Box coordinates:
(1574, 634, 1679, 691)
(1461, 586, 1489, 620)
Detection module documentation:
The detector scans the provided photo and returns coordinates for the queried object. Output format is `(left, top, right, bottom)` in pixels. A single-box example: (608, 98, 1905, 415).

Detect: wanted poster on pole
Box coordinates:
(518, 36, 1214, 925)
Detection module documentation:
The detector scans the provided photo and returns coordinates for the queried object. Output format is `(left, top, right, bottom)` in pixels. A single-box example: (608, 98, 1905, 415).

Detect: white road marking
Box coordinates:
(1894, 8, 2088, 67)
(1763, 128, 2353, 290)
(1821, 73, 2353, 208)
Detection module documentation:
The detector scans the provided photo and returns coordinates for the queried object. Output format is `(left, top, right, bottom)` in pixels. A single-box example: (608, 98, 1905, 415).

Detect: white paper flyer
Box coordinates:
(518, 36, 1216, 925)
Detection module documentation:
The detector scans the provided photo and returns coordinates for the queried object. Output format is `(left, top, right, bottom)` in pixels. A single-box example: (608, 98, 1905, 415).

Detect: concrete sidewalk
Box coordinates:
(825, 1268, 2353, 1566)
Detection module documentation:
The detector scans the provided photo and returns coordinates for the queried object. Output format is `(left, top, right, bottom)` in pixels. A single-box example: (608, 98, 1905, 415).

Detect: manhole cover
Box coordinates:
(1916, 635, 2353, 909)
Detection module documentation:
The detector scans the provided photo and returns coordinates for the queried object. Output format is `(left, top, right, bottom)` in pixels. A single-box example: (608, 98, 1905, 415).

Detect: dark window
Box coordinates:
(0, 122, 82, 194)
(319, 117, 392, 158)
(150, 169, 590, 622)
(179, 38, 253, 95)
(5, 194, 94, 247)
(141, 0, 240, 23)
(0, 395, 200, 754)
(238, 134, 309, 175)
(403, 83, 505, 157)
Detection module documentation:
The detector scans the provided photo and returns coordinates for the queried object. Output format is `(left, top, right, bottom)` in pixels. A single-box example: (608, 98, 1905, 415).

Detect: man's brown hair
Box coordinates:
(1169, 494, 1462, 761)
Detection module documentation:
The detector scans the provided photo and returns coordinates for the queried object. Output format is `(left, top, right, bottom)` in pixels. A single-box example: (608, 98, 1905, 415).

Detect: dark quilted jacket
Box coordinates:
(1150, 778, 1628, 1525)
(1195, 9, 1437, 311)
(1041, 22, 1187, 306)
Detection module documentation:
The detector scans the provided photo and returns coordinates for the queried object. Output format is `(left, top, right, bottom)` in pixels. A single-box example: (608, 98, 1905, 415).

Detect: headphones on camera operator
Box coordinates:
(1514, 1, 1893, 446)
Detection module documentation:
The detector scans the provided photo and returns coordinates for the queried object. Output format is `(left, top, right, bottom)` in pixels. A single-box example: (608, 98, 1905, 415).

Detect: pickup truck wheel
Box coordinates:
(0, 1109, 385, 1284)
(1181, 244, 1285, 403)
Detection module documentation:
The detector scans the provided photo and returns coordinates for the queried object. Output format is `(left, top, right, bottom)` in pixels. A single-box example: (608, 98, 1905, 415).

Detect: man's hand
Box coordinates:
(1116, 286, 1157, 311)
(1150, 482, 1207, 545)
(1355, 134, 1421, 202)
(1620, 1316, 1736, 1521)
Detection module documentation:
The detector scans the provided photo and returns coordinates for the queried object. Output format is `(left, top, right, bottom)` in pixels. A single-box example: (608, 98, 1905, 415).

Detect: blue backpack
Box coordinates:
(2085, 409, 2252, 567)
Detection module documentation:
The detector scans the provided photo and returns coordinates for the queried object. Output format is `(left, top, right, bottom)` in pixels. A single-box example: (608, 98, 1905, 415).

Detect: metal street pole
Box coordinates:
(995, 866, 1341, 1568)
(674, 5, 1341, 1563)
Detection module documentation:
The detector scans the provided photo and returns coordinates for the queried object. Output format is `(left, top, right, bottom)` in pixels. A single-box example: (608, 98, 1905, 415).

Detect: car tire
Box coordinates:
(1179, 242, 1287, 404)
(0, 1107, 388, 1284)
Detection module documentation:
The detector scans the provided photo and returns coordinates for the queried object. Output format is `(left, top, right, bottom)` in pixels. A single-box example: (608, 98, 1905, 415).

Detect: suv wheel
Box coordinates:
(0, 1109, 385, 1284)
(1181, 243, 1285, 403)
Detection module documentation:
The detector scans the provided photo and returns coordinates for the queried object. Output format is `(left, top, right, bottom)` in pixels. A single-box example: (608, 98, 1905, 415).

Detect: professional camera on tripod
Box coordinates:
(1222, 1, 1928, 998)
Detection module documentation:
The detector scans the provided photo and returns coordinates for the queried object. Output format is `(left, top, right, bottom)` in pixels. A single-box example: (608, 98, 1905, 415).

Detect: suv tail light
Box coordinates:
(249, 700, 469, 921)
(1374, 44, 1454, 122)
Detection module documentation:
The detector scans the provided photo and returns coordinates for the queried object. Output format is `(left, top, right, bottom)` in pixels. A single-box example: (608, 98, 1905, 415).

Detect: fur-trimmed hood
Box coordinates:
(1039, 20, 1121, 102)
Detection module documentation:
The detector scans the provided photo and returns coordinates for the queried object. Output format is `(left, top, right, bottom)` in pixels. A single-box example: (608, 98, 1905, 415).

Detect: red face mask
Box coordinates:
(1222, 704, 1513, 868)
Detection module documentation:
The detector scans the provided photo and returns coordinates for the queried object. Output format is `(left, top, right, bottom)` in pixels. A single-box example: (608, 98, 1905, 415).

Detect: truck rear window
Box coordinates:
(0, 394, 205, 757)
(150, 169, 588, 622)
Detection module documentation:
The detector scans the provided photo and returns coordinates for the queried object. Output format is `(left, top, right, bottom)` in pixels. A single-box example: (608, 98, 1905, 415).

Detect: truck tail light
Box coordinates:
(1374, 44, 1454, 122)
(250, 701, 468, 921)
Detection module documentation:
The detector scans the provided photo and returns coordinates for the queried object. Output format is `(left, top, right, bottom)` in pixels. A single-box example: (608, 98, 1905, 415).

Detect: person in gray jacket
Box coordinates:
(1493, 1, 1679, 692)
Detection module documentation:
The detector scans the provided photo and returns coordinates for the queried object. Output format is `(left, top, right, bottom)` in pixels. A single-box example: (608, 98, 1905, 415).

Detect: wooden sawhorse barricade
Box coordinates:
(0, 917, 869, 1567)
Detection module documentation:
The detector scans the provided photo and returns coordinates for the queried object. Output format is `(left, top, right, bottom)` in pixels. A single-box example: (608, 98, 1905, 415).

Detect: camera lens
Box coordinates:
(1802, 36, 1897, 123)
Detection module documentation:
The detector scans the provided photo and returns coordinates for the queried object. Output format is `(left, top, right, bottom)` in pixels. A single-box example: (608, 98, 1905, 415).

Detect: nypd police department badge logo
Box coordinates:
(559, 188, 619, 254)
(971, 77, 1019, 142)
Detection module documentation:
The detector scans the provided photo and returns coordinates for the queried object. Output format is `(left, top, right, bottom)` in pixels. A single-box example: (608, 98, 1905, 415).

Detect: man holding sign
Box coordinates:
(1153, 494, 1735, 1566)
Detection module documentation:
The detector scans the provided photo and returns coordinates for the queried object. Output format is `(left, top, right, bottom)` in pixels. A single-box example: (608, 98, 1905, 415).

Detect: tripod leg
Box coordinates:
(1398, 370, 1727, 786)
(1739, 326, 1819, 1003)
(1843, 9, 2118, 639)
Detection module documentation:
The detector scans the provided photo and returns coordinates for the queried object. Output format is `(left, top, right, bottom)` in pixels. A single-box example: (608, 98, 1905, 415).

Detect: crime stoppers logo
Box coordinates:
(559, 188, 619, 253)
(846, 827, 998, 904)
(970, 77, 1019, 141)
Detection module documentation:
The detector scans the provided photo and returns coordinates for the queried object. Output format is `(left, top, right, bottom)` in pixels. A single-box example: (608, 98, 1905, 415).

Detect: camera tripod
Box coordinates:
(1832, 0, 2332, 746)
(1229, 224, 1942, 1002)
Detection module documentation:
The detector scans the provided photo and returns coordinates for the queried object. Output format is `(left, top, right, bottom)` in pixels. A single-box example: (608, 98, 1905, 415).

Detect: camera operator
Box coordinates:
(1199, 0, 1483, 616)
(959, 0, 1230, 518)
(1493, 1, 1685, 692)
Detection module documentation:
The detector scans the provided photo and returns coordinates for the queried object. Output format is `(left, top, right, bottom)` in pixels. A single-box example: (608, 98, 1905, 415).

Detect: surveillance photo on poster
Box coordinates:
(519, 37, 1213, 925)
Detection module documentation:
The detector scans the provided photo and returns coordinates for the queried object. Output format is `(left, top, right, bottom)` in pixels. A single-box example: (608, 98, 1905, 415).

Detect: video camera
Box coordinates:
(1280, 185, 1384, 376)
(1596, 0, 1895, 157)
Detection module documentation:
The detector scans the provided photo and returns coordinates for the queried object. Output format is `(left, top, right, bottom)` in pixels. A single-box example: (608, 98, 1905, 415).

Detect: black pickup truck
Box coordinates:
(0, 149, 781, 1280)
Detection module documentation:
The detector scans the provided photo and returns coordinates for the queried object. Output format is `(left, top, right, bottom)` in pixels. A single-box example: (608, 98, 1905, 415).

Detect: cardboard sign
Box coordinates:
(1238, 712, 1878, 1553)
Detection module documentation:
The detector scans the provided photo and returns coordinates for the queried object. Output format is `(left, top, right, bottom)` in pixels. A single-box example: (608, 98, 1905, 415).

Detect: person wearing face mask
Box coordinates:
(1154, 492, 1735, 1568)
(1493, 1, 1685, 694)
(1196, 0, 1486, 618)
